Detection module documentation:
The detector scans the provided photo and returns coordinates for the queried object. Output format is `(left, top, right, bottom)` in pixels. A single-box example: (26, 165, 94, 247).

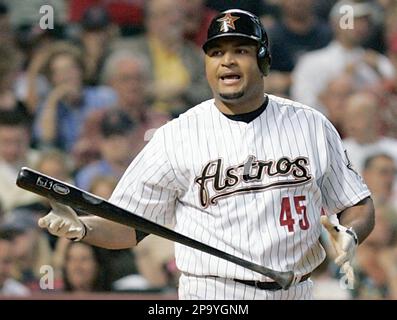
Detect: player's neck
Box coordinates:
(215, 95, 267, 115)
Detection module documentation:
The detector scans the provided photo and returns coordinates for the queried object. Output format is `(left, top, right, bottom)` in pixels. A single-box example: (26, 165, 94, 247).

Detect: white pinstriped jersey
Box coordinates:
(110, 94, 370, 283)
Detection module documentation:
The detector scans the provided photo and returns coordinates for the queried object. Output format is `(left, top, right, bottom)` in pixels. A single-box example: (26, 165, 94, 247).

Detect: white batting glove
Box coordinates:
(38, 200, 88, 241)
(320, 215, 358, 287)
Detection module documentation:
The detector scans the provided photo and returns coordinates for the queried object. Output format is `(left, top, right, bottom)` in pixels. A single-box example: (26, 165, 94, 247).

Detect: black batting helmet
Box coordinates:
(202, 9, 271, 76)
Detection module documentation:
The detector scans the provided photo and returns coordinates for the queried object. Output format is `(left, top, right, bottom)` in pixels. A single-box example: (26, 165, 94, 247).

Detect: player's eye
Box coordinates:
(208, 49, 223, 57)
(236, 48, 249, 54)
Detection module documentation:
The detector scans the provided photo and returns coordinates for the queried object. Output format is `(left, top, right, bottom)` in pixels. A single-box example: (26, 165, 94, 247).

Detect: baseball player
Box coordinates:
(38, 9, 375, 300)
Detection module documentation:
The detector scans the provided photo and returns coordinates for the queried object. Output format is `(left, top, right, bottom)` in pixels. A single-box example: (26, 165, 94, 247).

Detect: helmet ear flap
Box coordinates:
(257, 46, 267, 76)
(257, 27, 271, 76)
(261, 54, 271, 76)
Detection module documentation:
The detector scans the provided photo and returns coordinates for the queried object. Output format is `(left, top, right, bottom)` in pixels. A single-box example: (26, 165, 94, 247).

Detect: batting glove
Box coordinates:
(38, 200, 88, 241)
(320, 215, 358, 286)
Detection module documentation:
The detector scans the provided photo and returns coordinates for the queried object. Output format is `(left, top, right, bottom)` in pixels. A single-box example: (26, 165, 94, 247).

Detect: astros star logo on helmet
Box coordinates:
(217, 13, 240, 32)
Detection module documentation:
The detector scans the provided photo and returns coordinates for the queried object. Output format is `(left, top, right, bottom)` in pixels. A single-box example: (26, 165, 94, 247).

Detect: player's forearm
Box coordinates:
(338, 196, 375, 244)
(80, 216, 137, 249)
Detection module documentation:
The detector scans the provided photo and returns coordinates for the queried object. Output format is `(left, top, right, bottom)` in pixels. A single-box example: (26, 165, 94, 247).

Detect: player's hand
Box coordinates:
(38, 200, 87, 241)
(321, 215, 358, 286)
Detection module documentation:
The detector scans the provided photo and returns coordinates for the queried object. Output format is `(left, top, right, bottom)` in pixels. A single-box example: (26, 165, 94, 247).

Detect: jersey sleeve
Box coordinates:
(320, 119, 371, 215)
(109, 127, 181, 226)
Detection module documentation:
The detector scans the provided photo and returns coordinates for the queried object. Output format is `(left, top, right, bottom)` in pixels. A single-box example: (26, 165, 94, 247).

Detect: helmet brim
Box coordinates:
(202, 33, 261, 53)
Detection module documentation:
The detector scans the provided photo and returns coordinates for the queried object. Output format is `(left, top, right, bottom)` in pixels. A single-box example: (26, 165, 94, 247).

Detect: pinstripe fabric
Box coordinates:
(109, 94, 370, 300)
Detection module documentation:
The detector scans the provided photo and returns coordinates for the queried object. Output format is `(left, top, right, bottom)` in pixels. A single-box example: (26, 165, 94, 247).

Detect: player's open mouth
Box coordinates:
(219, 74, 241, 85)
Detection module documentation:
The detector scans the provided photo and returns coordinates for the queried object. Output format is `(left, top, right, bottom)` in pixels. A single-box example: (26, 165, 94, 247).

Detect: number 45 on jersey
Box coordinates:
(279, 196, 310, 232)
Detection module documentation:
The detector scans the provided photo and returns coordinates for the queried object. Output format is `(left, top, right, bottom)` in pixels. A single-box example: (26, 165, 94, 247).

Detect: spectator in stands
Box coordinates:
(354, 153, 397, 299)
(363, 153, 397, 205)
(101, 50, 169, 126)
(0, 230, 30, 296)
(180, 0, 217, 47)
(360, 0, 395, 54)
(385, 2, 397, 46)
(62, 241, 111, 292)
(376, 9, 397, 139)
(354, 204, 397, 299)
(89, 175, 118, 199)
(75, 109, 137, 190)
(291, 0, 395, 112)
(265, 0, 332, 96)
(68, 0, 145, 36)
(312, 0, 338, 23)
(101, 51, 149, 116)
(205, 0, 275, 19)
(133, 234, 178, 291)
(14, 4, 68, 115)
(318, 73, 354, 138)
(0, 208, 52, 292)
(34, 41, 116, 151)
(0, 44, 28, 116)
(342, 92, 397, 174)
(17, 42, 52, 116)
(76, 6, 117, 86)
(0, 3, 14, 47)
(111, 0, 211, 115)
(0, 110, 41, 212)
(73, 50, 170, 170)
(268, 0, 332, 73)
(34, 149, 74, 183)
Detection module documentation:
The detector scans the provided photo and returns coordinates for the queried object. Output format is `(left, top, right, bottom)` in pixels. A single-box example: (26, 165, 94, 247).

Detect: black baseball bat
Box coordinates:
(16, 167, 295, 289)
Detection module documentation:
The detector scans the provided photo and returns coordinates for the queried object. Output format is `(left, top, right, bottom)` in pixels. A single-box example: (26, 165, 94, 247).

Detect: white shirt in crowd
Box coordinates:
(291, 41, 395, 112)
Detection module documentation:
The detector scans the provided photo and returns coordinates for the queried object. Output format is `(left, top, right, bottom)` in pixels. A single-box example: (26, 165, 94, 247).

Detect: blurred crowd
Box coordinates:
(0, 0, 397, 300)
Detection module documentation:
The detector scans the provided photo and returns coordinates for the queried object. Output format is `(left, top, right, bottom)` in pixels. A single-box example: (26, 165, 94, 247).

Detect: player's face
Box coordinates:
(205, 37, 265, 112)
